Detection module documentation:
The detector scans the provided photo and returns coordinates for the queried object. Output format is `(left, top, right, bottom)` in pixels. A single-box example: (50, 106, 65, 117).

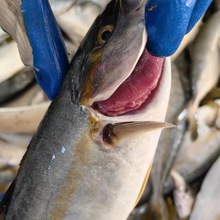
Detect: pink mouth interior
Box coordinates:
(93, 49, 164, 116)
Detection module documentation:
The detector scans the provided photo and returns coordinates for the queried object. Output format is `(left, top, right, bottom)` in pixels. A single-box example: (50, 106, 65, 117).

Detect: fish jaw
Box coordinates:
(79, 0, 147, 106)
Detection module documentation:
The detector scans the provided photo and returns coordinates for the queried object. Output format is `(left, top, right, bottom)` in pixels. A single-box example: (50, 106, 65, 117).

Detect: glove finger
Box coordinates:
(145, 0, 196, 56)
(21, 0, 69, 100)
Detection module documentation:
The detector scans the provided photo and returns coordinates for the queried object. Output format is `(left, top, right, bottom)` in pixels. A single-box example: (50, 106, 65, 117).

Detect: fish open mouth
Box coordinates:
(92, 49, 164, 116)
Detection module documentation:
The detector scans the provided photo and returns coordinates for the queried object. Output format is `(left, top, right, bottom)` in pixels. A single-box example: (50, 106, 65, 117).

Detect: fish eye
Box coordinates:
(97, 25, 114, 46)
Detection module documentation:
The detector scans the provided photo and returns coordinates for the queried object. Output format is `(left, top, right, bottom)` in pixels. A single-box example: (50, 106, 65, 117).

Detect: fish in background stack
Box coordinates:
(0, 1, 220, 220)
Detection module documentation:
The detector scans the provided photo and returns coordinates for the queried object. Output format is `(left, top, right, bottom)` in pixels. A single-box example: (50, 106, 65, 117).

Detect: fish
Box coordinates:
(187, 10, 220, 139)
(190, 157, 220, 220)
(0, 0, 171, 219)
(164, 104, 220, 195)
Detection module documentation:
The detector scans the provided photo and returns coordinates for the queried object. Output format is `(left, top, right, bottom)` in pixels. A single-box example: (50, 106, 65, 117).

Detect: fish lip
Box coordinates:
(84, 57, 171, 124)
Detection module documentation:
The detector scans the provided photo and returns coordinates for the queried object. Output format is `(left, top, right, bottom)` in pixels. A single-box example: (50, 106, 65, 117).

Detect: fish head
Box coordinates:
(77, 0, 147, 106)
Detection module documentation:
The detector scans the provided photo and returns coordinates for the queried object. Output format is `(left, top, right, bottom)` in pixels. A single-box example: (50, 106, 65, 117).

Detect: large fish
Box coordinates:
(0, 0, 171, 219)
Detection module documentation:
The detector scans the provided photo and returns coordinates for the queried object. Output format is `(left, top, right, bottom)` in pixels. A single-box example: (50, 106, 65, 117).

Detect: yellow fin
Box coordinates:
(133, 162, 152, 207)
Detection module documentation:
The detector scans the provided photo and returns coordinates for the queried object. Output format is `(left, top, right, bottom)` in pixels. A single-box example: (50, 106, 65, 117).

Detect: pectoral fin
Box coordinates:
(103, 121, 174, 144)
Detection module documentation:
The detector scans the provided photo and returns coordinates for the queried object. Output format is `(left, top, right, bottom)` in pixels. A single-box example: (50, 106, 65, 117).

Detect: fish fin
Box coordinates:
(103, 121, 175, 144)
(133, 163, 152, 208)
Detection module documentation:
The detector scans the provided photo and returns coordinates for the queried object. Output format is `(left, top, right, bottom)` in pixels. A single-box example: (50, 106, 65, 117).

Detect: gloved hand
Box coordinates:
(145, 0, 213, 56)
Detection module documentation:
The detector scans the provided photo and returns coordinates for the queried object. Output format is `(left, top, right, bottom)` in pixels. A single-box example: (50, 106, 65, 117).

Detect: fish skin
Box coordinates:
(0, 0, 171, 219)
(190, 157, 220, 220)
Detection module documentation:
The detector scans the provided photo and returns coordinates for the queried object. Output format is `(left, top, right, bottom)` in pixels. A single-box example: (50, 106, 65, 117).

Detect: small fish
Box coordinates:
(0, 0, 171, 219)
(190, 157, 220, 220)
(187, 10, 220, 139)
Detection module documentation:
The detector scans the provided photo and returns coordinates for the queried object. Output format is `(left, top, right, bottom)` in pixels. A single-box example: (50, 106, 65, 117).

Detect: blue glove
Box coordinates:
(145, 0, 213, 56)
(21, 0, 69, 100)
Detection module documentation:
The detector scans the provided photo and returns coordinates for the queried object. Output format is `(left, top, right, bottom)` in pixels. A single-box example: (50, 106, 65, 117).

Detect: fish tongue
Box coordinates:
(94, 49, 164, 116)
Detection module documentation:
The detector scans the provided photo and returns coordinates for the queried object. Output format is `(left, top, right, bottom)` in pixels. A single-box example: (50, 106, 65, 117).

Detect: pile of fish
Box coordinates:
(0, 0, 219, 219)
